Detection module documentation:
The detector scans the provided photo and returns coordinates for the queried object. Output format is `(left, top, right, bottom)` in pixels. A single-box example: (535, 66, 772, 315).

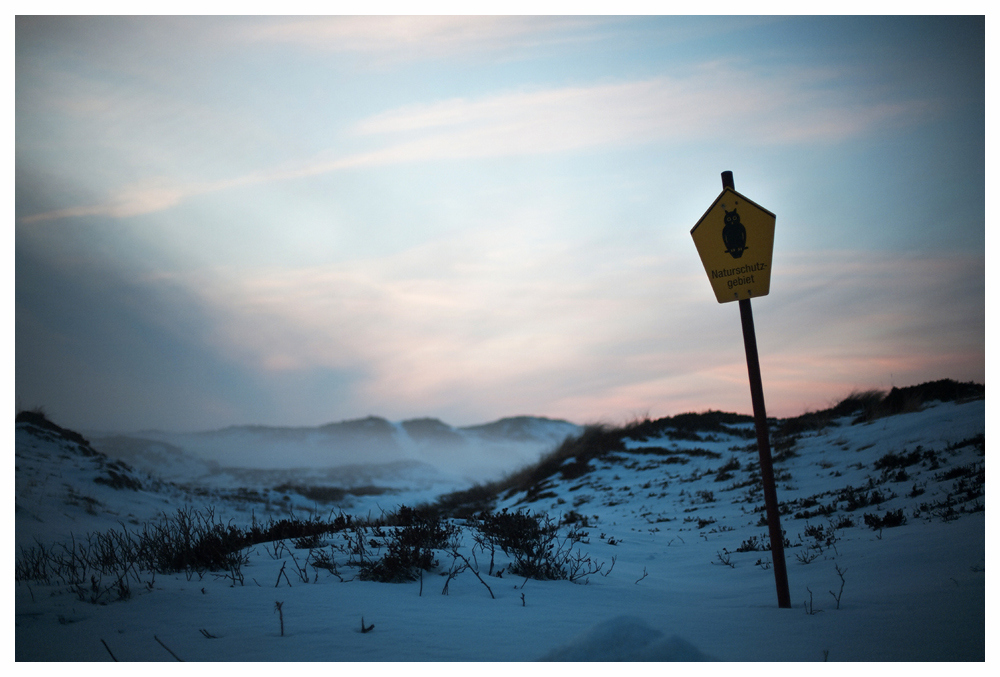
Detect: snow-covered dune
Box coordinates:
(86, 415, 581, 488)
(15, 392, 985, 661)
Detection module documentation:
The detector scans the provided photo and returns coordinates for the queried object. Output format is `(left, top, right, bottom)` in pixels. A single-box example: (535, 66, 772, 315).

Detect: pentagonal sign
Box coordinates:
(691, 187, 775, 303)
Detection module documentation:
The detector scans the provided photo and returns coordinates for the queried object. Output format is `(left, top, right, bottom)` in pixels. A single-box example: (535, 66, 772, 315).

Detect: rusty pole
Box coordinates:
(722, 170, 791, 609)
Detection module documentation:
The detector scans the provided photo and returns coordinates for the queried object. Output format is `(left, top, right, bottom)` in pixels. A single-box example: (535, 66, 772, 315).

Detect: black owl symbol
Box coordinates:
(722, 207, 748, 259)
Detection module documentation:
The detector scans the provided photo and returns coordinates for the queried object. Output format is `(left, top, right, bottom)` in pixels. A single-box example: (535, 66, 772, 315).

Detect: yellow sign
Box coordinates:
(691, 187, 775, 303)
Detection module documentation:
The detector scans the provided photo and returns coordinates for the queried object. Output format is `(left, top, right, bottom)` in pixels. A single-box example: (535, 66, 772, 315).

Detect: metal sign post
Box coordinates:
(691, 170, 791, 609)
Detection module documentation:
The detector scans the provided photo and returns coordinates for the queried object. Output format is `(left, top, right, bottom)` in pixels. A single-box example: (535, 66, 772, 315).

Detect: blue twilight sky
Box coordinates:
(14, 14, 986, 433)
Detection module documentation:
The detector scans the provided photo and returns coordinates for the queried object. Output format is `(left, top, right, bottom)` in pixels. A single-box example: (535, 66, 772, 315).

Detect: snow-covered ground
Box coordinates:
(15, 399, 985, 662)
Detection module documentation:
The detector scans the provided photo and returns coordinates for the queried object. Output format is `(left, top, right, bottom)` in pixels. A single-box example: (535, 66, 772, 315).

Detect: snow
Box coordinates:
(14, 399, 986, 662)
(540, 617, 711, 661)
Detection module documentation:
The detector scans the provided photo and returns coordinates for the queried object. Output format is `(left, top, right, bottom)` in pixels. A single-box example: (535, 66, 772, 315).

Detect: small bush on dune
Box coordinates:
(470, 508, 603, 582)
(474, 509, 553, 561)
(137, 508, 249, 574)
(357, 535, 436, 582)
(355, 505, 459, 583)
(15, 507, 359, 601)
(863, 509, 907, 530)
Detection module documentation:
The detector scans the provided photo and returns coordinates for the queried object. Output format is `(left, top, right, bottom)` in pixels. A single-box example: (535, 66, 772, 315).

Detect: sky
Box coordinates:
(14, 14, 986, 433)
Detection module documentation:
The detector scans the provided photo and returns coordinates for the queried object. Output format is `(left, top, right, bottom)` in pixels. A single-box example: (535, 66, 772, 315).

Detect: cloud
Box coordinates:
(354, 64, 935, 151)
(144, 227, 688, 416)
(233, 16, 609, 62)
(16, 200, 984, 429)
(135, 231, 982, 426)
(19, 178, 188, 223)
(21, 61, 935, 226)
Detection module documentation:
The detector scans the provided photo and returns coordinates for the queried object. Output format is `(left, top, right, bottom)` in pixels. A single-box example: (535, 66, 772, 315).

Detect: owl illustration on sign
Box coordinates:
(722, 207, 747, 259)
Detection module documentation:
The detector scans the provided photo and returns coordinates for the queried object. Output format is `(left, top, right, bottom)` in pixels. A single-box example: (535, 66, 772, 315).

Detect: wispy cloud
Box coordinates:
(233, 16, 610, 62)
(21, 62, 935, 226)
(354, 64, 935, 150)
(20, 179, 187, 223)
